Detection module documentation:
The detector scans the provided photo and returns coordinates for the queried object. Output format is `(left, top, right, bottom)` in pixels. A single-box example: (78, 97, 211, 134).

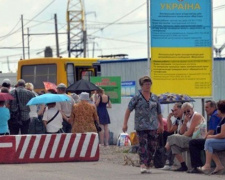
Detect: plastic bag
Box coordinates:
(192, 122, 207, 139)
(117, 133, 131, 146)
(130, 132, 139, 145)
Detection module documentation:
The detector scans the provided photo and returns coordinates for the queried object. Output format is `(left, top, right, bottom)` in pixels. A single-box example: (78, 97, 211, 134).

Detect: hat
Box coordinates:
(139, 76, 152, 86)
(57, 83, 67, 89)
(2, 79, 11, 85)
(79, 92, 90, 101)
(71, 93, 80, 103)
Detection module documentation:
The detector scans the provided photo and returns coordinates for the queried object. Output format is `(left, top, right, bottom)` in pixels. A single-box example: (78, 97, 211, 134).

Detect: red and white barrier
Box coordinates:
(0, 133, 99, 164)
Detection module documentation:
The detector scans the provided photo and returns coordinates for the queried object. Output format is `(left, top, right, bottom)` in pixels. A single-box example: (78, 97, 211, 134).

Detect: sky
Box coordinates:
(0, 0, 224, 73)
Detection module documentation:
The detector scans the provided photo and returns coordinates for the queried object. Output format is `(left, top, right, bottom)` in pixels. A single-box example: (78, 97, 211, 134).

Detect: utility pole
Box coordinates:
(83, 30, 87, 58)
(21, 15, 25, 59)
(54, 14, 60, 57)
(92, 41, 95, 58)
(27, 28, 30, 59)
(67, 11, 71, 57)
(146, 0, 150, 75)
(7, 57, 10, 72)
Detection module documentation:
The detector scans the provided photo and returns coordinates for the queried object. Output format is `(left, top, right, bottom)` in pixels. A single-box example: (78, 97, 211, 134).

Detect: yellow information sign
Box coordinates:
(150, 0, 212, 97)
(151, 47, 212, 96)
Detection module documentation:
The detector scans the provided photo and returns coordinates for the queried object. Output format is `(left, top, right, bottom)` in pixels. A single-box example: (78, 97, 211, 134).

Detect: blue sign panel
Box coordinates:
(121, 81, 136, 97)
(150, 0, 212, 47)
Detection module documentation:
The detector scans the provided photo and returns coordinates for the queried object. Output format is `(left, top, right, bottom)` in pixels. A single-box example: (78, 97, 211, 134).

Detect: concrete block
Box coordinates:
(0, 133, 99, 164)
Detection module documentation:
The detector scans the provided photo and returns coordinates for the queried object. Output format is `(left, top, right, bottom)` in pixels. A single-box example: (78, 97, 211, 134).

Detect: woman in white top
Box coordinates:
(165, 102, 204, 171)
(42, 102, 63, 133)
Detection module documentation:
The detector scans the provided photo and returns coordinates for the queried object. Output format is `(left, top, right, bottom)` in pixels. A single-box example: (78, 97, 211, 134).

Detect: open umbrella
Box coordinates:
(0, 93, 14, 101)
(158, 92, 195, 104)
(66, 79, 100, 93)
(27, 93, 70, 106)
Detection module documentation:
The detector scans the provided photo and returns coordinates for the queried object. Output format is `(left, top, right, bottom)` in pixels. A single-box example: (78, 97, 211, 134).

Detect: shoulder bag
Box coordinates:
(47, 110, 59, 124)
(9, 90, 23, 125)
(94, 120, 102, 132)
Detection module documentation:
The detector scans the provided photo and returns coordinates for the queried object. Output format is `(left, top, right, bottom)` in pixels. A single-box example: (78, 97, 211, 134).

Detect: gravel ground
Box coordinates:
(99, 145, 140, 167)
(98, 145, 225, 177)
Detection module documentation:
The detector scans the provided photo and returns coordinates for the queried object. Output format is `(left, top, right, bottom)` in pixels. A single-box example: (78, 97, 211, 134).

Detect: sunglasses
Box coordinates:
(184, 110, 191, 114)
(143, 83, 151, 86)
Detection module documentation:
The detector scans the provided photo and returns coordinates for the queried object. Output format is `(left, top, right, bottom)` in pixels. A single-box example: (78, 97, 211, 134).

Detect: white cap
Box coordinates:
(2, 78, 11, 85)
(79, 92, 90, 101)
(57, 83, 67, 89)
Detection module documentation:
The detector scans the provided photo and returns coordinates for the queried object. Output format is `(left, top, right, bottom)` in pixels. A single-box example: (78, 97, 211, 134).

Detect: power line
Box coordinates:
(24, 18, 54, 29)
(0, 0, 56, 41)
(87, 20, 146, 25)
(89, 2, 146, 35)
(213, 4, 225, 11)
(0, 19, 21, 40)
(92, 35, 146, 44)
(24, 0, 56, 27)
(0, 19, 21, 41)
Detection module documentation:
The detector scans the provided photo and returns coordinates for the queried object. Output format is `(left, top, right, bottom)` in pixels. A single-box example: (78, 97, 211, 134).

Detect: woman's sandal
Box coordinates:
(198, 167, 212, 175)
(210, 168, 225, 175)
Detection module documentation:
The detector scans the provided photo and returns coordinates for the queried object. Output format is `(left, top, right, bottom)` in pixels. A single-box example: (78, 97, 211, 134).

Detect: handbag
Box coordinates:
(153, 133, 167, 168)
(28, 117, 46, 134)
(9, 90, 23, 125)
(94, 120, 102, 132)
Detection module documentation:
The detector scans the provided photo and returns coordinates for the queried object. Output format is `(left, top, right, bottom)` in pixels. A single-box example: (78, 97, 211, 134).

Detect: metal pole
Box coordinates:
(27, 28, 30, 59)
(147, 0, 150, 75)
(67, 11, 71, 57)
(92, 41, 95, 58)
(54, 14, 60, 57)
(21, 15, 25, 59)
(202, 98, 205, 117)
(83, 30, 87, 58)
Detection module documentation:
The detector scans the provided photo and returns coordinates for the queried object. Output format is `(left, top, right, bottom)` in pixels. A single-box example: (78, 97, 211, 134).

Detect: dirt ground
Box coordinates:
(99, 145, 140, 167)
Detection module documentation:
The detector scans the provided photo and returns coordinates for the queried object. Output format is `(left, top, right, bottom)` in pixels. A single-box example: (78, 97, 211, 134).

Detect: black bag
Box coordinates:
(94, 120, 102, 132)
(28, 117, 46, 134)
(153, 134, 167, 168)
(9, 111, 22, 125)
(9, 90, 22, 125)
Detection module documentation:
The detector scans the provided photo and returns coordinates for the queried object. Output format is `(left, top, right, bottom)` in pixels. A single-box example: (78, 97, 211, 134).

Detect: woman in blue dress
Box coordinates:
(96, 88, 112, 146)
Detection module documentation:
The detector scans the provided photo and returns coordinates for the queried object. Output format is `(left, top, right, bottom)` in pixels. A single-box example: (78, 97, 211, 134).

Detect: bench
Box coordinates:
(174, 150, 225, 171)
(215, 151, 225, 167)
(185, 150, 225, 169)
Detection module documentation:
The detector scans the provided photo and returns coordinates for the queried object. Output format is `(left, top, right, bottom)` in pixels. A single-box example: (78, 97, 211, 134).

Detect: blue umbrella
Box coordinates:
(27, 93, 70, 106)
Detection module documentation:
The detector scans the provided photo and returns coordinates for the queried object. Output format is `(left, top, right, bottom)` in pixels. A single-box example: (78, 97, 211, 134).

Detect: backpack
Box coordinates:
(153, 133, 167, 168)
(28, 117, 46, 134)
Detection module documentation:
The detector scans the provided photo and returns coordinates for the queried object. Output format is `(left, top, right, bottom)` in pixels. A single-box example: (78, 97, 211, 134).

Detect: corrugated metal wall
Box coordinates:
(100, 59, 148, 93)
(100, 58, 225, 101)
(213, 59, 225, 101)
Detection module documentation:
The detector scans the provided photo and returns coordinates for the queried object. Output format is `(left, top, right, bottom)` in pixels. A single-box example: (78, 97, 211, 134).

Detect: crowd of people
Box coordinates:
(123, 75, 225, 175)
(1, 76, 225, 175)
(0, 78, 112, 147)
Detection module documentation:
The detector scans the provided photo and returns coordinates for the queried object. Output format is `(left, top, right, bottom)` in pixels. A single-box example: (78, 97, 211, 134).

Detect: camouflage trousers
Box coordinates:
(136, 130, 158, 167)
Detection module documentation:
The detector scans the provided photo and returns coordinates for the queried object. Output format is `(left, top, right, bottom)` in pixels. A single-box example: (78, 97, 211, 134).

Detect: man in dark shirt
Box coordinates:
(9, 79, 35, 134)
